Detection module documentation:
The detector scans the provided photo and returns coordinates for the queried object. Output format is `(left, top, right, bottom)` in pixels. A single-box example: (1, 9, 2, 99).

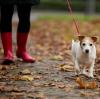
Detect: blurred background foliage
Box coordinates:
(34, 0, 100, 13)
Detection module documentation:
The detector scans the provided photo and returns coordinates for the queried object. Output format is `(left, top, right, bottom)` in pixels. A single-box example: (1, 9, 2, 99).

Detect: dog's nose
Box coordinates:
(85, 49, 89, 53)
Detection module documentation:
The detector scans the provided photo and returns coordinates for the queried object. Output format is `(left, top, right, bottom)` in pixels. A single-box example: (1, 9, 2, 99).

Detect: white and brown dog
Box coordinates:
(71, 36, 97, 78)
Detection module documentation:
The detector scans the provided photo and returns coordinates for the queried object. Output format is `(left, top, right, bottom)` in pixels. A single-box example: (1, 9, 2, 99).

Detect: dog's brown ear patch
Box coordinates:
(78, 36, 85, 41)
(91, 36, 98, 42)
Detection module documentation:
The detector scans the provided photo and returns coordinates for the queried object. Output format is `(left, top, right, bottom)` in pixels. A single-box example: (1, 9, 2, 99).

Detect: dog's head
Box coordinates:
(78, 36, 97, 54)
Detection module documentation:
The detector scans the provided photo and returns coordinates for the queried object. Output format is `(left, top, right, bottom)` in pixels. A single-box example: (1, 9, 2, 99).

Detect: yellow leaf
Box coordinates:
(50, 55, 64, 61)
(60, 64, 74, 72)
(20, 75, 33, 81)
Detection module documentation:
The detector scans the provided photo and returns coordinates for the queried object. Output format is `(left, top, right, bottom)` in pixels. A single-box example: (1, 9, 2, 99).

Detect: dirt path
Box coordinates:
(1, 59, 99, 99)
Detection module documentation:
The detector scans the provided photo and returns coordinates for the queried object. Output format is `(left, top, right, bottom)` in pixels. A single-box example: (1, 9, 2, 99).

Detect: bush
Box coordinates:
(34, 0, 100, 12)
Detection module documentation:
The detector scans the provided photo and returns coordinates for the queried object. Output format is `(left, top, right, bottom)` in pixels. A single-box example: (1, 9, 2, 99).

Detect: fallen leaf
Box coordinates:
(0, 85, 14, 92)
(80, 91, 95, 96)
(34, 75, 42, 79)
(60, 64, 74, 72)
(76, 77, 97, 89)
(0, 71, 7, 75)
(0, 82, 6, 86)
(20, 75, 33, 81)
(43, 82, 51, 87)
(11, 92, 24, 96)
(65, 84, 73, 92)
(33, 82, 42, 87)
(42, 82, 56, 87)
(0, 65, 7, 70)
(14, 75, 21, 81)
(14, 75, 33, 81)
(28, 93, 47, 99)
(0, 85, 5, 91)
(36, 56, 43, 61)
(14, 95, 21, 99)
(19, 69, 31, 75)
(36, 93, 47, 99)
(12, 87, 23, 92)
(50, 55, 64, 61)
(57, 83, 65, 89)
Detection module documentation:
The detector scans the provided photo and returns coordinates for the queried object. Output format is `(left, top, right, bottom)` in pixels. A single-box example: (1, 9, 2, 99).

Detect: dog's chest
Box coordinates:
(78, 53, 93, 65)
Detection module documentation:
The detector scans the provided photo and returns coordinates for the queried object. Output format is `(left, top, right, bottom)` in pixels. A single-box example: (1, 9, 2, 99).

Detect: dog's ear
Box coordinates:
(78, 36, 85, 41)
(91, 36, 98, 42)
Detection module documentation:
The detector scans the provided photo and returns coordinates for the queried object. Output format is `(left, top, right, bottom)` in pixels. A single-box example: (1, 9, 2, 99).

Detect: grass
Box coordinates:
(38, 14, 100, 21)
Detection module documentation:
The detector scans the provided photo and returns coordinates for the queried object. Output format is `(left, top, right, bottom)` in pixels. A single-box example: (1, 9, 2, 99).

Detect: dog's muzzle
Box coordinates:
(85, 49, 89, 54)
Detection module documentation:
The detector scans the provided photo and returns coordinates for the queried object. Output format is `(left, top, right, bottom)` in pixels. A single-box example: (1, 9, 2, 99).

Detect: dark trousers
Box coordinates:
(0, 4, 31, 33)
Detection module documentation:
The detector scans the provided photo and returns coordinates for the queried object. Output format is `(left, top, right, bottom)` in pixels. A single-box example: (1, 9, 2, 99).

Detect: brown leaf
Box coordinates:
(14, 75, 21, 81)
(43, 82, 56, 87)
(0, 65, 7, 70)
(36, 93, 47, 99)
(65, 84, 73, 92)
(0, 85, 14, 92)
(33, 82, 42, 87)
(12, 87, 22, 92)
(0, 71, 8, 75)
(76, 77, 97, 89)
(58, 84, 65, 89)
(19, 69, 32, 75)
(34, 75, 42, 79)
(36, 56, 43, 61)
(56, 82, 65, 89)
(80, 91, 95, 96)
(14, 95, 21, 99)
(0, 85, 5, 92)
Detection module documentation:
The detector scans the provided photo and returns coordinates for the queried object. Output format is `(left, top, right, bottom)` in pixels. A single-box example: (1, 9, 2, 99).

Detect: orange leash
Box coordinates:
(66, 0, 80, 36)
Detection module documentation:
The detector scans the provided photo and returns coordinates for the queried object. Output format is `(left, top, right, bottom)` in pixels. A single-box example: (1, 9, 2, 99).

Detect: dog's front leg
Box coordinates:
(74, 60, 80, 75)
(82, 67, 88, 76)
(89, 61, 95, 78)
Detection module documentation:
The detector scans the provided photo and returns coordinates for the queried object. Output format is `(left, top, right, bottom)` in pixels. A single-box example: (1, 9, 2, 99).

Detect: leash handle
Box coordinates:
(66, 0, 80, 36)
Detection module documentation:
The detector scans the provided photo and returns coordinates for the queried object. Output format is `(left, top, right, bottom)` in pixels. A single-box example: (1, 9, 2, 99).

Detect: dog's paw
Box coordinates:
(82, 71, 88, 76)
(88, 73, 94, 78)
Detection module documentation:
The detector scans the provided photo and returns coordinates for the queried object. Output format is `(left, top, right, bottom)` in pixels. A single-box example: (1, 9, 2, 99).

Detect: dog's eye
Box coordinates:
(82, 43, 85, 46)
(90, 44, 92, 46)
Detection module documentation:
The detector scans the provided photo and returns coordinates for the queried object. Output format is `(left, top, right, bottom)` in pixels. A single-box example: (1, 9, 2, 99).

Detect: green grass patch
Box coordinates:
(38, 14, 100, 21)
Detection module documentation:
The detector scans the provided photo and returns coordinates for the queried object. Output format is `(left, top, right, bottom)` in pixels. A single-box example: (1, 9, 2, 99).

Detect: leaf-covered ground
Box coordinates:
(0, 14, 100, 99)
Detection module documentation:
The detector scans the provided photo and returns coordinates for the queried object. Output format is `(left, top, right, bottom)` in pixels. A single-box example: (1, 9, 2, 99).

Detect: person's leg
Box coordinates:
(16, 4, 36, 63)
(0, 5, 14, 64)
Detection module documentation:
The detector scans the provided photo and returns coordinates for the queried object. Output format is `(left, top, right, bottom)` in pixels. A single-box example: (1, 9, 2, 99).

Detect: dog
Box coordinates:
(71, 36, 97, 78)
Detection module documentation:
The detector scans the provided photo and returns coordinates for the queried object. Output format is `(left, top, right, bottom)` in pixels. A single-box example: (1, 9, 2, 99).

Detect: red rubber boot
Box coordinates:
(1, 32, 14, 64)
(16, 33, 36, 63)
